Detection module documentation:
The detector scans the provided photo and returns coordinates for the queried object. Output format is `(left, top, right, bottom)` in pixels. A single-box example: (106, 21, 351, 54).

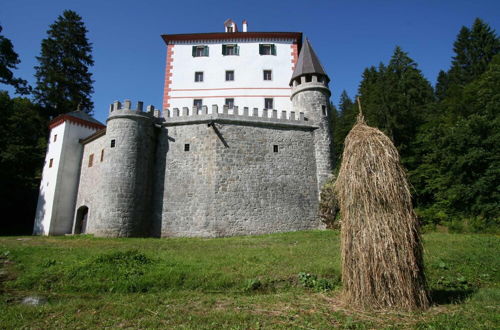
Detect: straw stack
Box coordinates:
(334, 113, 429, 310)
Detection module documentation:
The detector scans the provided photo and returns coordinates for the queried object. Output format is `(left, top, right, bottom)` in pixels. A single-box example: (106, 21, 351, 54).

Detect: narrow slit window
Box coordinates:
(111, 139, 116, 148)
(322, 105, 327, 116)
(88, 154, 94, 167)
(53, 134, 57, 142)
(49, 158, 54, 168)
(100, 149, 104, 162)
(184, 144, 190, 152)
(273, 145, 279, 153)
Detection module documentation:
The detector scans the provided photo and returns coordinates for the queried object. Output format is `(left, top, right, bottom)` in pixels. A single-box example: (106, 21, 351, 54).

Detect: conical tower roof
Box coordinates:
(290, 38, 329, 85)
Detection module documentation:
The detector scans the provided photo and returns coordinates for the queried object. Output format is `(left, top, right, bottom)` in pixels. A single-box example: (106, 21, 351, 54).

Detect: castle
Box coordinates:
(33, 20, 333, 238)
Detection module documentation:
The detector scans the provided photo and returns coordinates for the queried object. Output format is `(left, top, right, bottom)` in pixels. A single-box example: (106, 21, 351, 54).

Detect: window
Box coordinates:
(194, 71, 204, 82)
(263, 70, 272, 81)
(193, 99, 203, 109)
(225, 70, 234, 81)
(184, 144, 190, 151)
(273, 145, 279, 153)
(259, 44, 276, 55)
(264, 98, 274, 110)
(110, 139, 116, 148)
(225, 98, 234, 109)
(222, 44, 239, 56)
(53, 134, 57, 142)
(100, 149, 104, 162)
(227, 26, 233, 32)
(49, 158, 53, 168)
(88, 154, 94, 167)
(192, 45, 209, 57)
(322, 105, 327, 116)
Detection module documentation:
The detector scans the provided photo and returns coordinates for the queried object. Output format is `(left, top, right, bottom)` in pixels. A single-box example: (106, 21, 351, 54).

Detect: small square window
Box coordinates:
(193, 99, 203, 109)
(184, 144, 190, 151)
(225, 70, 234, 81)
(49, 158, 54, 168)
(264, 98, 274, 110)
(111, 139, 116, 148)
(194, 71, 204, 82)
(225, 98, 234, 109)
(53, 134, 57, 142)
(273, 145, 279, 153)
(100, 149, 104, 162)
(88, 154, 94, 167)
(263, 70, 272, 81)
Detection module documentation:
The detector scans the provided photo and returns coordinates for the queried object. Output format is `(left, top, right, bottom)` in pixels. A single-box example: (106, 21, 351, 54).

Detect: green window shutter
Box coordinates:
(271, 44, 276, 55)
(259, 44, 263, 55)
(192, 46, 196, 57)
(222, 45, 226, 55)
(204, 46, 209, 56)
(235, 45, 240, 55)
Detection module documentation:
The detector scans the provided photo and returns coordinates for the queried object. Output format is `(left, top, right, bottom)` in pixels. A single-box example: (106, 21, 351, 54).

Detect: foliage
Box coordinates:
(318, 176, 340, 229)
(0, 91, 47, 235)
(0, 232, 498, 328)
(410, 20, 500, 225)
(0, 25, 30, 94)
(34, 10, 94, 116)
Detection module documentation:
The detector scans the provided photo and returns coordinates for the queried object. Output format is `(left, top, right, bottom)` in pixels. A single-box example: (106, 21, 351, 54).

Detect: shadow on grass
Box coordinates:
(430, 288, 476, 305)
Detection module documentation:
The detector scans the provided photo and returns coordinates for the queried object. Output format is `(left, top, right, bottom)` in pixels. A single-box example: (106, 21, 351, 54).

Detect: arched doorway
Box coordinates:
(75, 206, 89, 234)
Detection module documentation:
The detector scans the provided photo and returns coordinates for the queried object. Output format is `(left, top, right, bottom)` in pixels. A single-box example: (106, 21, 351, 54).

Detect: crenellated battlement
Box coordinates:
(108, 99, 161, 119)
(163, 104, 315, 128)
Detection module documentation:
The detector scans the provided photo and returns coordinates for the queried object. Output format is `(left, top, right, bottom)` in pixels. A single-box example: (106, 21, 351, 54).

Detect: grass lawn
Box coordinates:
(0, 230, 498, 328)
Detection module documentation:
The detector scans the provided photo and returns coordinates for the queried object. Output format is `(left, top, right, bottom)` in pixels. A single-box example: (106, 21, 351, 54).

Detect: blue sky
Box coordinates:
(1, 0, 499, 123)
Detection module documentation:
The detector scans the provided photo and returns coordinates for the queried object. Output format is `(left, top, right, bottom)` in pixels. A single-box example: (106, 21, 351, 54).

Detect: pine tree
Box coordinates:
(332, 90, 356, 164)
(444, 18, 500, 95)
(34, 10, 94, 116)
(357, 47, 434, 161)
(0, 25, 30, 94)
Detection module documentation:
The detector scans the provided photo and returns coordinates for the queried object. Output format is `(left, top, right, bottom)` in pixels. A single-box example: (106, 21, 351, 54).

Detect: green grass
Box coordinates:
(0, 231, 498, 328)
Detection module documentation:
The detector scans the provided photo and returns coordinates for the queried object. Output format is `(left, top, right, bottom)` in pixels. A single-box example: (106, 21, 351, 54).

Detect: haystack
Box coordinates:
(334, 112, 429, 310)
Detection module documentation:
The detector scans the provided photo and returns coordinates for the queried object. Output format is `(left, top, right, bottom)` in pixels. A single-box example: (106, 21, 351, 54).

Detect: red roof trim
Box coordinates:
(162, 32, 302, 46)
(49, 114, 106, 130)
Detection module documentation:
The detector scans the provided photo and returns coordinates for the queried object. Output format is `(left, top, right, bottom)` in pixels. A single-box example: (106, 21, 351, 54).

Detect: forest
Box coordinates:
(0, 13, 498, 234)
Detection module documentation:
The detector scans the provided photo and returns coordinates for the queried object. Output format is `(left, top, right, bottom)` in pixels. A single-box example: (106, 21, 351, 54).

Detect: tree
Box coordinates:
(34, 10, 94, 116)
(438, 18, 500, 99)
(332, 90, 356, 165)
(357, 47, 434, 163)
(0, 25, 30, 94)
(0, 91, 47, 234)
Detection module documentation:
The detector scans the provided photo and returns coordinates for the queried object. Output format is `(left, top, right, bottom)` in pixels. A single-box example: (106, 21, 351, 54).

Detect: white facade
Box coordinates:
(162, 22, 301, 116)
(33, 120, 101, 235)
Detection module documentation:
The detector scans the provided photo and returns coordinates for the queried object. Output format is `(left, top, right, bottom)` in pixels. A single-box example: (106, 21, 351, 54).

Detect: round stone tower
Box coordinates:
(94, 100, 157, 237)
(290, 38, 333, 192)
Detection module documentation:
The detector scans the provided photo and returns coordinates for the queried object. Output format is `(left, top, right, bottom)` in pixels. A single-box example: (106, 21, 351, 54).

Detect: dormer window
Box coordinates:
(222, 44, 239, 56)
(224, 19, 238, 33)
(192, 45, 209, 57)
(259, 44, 276, 55)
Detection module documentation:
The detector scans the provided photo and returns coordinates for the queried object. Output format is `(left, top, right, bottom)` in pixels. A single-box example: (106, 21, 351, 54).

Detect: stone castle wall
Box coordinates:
(153, 111, 322, 237)
(75, 98, 330, 238)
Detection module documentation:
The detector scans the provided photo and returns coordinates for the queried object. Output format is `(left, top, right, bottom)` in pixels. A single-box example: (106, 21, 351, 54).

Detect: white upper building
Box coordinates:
(162, 19, 302, 114)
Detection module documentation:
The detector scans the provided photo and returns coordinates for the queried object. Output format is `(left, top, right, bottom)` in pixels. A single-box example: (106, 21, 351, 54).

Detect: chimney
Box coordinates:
(242, 20, 248, 32)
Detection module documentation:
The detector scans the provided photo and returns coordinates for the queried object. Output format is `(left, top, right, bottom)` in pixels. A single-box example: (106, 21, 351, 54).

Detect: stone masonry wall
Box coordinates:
(86, 111, 157, 237)
(158, 121, 322, 237)
(74, 132, 107, 233)
(291, 84, 333, 190)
